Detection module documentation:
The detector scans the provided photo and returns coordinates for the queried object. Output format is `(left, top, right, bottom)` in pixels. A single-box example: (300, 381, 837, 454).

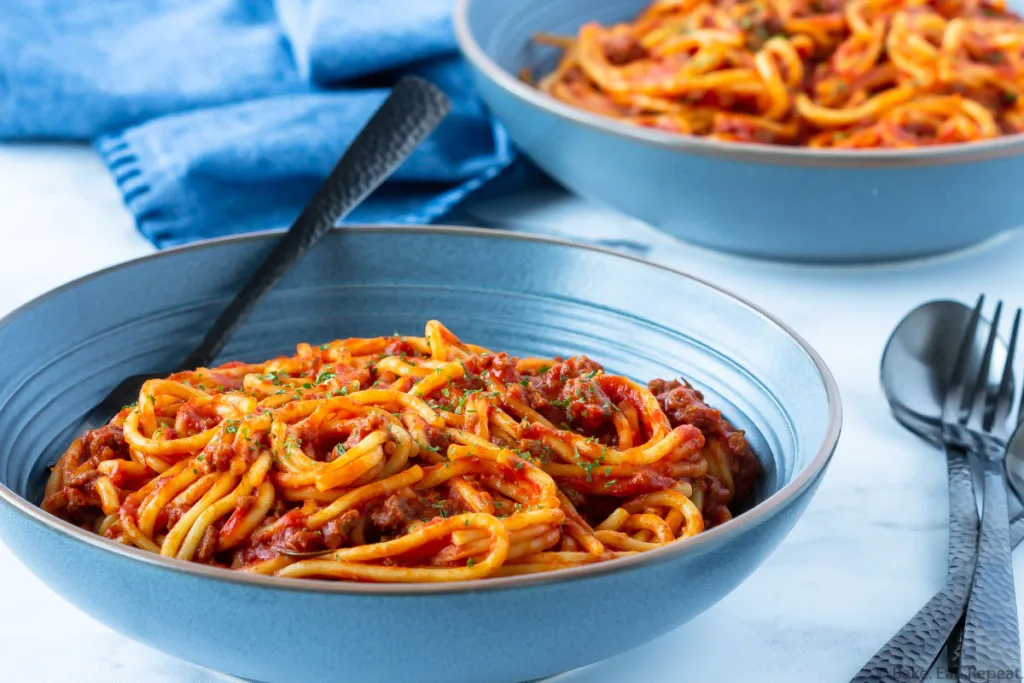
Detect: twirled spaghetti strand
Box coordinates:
(41, 322, 759, 582)
(531, 0, 1024, 147)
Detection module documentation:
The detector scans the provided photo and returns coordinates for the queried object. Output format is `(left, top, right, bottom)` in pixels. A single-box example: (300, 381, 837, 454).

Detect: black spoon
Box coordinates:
(74, 76, 451, 434)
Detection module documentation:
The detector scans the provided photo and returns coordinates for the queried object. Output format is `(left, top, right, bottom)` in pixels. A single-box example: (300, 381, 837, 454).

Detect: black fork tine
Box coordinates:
(1017, 309, 1024, 427)
(992, 308, 1021, 435)
(944, 295, 985, 425)
(967, 300, 1002, 430)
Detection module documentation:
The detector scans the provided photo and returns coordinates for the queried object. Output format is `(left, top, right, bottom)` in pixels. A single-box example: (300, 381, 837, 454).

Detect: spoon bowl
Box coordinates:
(880, 299, 1007, 445)
(1005, 412, 1024, 502)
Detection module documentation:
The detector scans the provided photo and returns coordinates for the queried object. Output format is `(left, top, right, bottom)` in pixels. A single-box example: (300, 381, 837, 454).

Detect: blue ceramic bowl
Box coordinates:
(0, 227, 840, 683)
(455, 0, 1024, 263)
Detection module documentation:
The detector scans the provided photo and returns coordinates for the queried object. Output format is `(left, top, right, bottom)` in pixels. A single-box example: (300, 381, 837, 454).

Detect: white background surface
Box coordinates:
(3, 143, 1024, 682)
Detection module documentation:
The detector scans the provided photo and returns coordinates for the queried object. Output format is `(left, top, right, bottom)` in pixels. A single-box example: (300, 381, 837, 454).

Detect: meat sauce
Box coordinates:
(46, 330, 761, 575)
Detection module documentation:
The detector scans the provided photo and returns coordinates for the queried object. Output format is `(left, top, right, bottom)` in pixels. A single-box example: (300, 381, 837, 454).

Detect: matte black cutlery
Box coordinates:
(856, 297, 1024, 682)
(71, 76, 452, 435)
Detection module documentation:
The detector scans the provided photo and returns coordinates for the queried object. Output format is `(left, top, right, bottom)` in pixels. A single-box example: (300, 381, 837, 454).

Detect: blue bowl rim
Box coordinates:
(453, 0, 1024, 169)
(0, 224, 842, 596)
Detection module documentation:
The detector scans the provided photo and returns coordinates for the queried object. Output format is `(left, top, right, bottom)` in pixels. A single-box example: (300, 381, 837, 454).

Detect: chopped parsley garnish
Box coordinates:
(466, 558, 475, 568)
(458, 360, 477, 380)
(574, 444, 598, 481)
(603, 480, 617, 488)
(455, 389, 481, 414)
(315, 370, 336, 384)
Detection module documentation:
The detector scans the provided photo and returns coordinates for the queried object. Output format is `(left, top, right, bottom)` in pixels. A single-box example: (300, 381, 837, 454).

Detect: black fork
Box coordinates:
(942, 297, 1022, 683)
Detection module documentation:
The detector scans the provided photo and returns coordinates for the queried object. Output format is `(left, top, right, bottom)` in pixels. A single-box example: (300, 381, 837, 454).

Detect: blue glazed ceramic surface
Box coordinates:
(455, 0, 1024, 263)
(0, 227, 840, 683)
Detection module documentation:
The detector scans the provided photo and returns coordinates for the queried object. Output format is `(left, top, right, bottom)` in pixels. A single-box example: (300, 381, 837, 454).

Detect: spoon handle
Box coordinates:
(848, 512, 1024, 683)
(945, 446, 980, 673)
(177, 75, 452, 370)
(956, 458, 1022, 683)
(850, 563, 975, 683)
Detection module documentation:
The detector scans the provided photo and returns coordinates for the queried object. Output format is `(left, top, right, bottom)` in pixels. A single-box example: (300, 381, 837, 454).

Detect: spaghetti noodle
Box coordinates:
(530, 0, 1024, 147)
(41, 322, 759, 582)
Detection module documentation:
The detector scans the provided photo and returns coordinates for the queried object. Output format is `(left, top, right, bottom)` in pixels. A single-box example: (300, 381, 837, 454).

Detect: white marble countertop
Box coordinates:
(3, 142, 1024, 682)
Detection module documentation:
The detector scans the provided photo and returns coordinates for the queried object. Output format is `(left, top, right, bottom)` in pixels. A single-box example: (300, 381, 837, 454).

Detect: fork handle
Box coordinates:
(176, 76, 451, 371)
(957, 459, 1022, 683)
(945, 446, 981, 674)
(850, 562, 975, 683)
(849, 512, 1024, 683)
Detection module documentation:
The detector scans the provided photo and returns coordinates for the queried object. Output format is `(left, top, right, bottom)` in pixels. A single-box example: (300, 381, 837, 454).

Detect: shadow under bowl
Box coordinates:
(455, 0, 1024, 263)
(0, 226, 840, 683)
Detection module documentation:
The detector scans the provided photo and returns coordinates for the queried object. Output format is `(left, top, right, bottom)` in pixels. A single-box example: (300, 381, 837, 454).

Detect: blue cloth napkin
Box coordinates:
(0, 0, 519, 247)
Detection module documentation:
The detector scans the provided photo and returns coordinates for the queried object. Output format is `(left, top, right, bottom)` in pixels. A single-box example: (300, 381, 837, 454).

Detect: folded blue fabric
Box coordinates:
(1, 0, 519, 247)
